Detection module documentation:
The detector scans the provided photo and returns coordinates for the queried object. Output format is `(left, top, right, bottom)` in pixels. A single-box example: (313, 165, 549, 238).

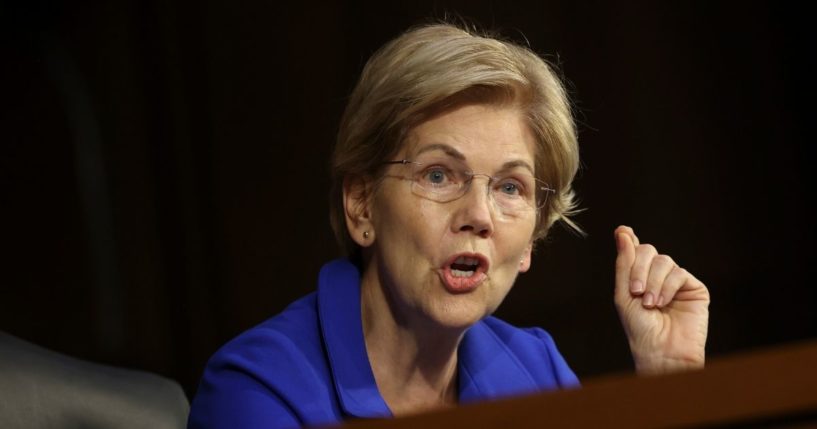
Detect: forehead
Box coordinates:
(402, 103, 537, 168)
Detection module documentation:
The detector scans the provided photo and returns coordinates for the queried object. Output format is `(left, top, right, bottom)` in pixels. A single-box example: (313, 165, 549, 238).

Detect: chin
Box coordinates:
(426, 298, 493, 331)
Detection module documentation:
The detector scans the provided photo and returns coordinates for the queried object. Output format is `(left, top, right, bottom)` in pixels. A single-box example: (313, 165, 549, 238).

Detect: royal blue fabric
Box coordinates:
(188, 259, 579, 428)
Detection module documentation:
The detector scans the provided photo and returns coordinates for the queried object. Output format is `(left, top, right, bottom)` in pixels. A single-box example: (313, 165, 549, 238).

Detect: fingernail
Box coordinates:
(656, 294, 665, 307)
(643, 292, 655, 307)
(631, 280, 644, 294)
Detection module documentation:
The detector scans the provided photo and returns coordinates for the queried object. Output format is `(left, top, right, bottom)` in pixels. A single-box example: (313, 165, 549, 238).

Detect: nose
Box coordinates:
(451, 175, 495, 238)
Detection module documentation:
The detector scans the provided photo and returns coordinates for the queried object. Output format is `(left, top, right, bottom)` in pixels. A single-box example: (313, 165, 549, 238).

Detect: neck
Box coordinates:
(360, 261, 465, 416)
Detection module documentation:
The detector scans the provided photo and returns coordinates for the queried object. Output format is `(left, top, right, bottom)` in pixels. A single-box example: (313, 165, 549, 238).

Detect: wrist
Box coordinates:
(633, 354, 705, 376)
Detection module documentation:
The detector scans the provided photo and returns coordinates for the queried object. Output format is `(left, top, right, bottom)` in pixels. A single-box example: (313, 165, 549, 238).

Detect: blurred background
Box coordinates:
(2, 0, 815, 398)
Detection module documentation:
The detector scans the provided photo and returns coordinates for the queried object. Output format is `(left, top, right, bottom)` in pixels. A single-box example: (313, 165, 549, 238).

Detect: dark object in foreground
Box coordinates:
(340, 340, 817, 429)
(0, 331, 189, 429)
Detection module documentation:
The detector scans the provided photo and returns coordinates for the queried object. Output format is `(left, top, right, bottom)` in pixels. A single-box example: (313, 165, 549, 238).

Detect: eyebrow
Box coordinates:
(499, 160, 536, 175)
(415, 143, 466, 160)
(414, 143, 536, 175)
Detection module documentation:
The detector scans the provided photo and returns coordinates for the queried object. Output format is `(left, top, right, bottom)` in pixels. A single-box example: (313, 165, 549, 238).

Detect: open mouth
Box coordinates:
(439, 253, 489, 293)
(450, 256, 481, 277)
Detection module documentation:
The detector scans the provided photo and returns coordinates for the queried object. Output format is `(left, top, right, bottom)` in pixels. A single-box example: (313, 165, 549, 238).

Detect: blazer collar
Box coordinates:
(317, 259, 391, 418)
(458, 320, 540, 403)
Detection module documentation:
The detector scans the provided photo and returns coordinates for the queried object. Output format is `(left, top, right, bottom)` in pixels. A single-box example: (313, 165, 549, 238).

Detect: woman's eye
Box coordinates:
(499, 180, 522, 196)
(424, 168, 448, 184)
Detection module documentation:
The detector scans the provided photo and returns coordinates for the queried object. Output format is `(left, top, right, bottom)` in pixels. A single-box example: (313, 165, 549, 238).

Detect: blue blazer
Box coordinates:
(188, 259, 579, 428)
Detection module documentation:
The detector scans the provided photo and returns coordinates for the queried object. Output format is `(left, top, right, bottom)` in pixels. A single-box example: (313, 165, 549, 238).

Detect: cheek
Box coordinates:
(404, 199, 452, 253)
(498, 220, 536, 263)
(375, 192, 447, 254)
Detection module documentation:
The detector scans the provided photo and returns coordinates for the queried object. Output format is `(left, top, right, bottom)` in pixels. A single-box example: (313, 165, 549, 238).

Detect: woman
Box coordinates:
(188, 23, 709, 428)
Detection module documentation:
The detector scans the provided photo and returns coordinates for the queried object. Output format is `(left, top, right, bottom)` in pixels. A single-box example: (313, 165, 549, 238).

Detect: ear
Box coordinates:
(343, 176, 376, 247)
(518, 243, 533, 273)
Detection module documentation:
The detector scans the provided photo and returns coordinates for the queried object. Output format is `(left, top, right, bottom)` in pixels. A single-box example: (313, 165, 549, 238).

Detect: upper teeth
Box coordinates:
(455, 256, 479, 266)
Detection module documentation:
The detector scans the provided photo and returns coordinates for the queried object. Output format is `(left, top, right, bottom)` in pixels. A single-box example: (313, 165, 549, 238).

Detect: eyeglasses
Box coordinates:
(383, 156, 554, 216)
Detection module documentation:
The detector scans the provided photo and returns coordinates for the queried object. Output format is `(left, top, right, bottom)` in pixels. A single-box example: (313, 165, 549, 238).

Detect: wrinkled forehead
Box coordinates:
(407, 143, 537, 177)
(397, 107, 539, 175)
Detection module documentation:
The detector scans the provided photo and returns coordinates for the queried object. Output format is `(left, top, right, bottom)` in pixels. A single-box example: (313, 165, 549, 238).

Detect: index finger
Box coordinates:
(616, 225, 640, 247)
(615, 229, 636, 303)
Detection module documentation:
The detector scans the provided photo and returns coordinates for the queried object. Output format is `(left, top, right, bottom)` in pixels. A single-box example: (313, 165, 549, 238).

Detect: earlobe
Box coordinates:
(343, 176, 375, 247)
(519, 244, 533, 273)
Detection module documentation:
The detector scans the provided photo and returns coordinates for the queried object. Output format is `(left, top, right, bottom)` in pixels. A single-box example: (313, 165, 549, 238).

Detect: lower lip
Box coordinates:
(438, 266, 487, 293)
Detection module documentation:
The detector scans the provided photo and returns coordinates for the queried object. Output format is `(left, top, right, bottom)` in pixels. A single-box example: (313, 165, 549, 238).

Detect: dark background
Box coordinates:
(2, 1, 815, 398)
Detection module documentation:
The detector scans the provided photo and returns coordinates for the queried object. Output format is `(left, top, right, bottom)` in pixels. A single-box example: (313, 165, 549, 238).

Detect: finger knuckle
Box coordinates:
(638, 244, 657, 255)
(673, 266, 689, 276)
(655, 254, 674, 265)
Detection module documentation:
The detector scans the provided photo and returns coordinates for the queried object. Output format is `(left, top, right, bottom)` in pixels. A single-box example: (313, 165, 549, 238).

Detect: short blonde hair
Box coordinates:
(330, 23, 581, 263)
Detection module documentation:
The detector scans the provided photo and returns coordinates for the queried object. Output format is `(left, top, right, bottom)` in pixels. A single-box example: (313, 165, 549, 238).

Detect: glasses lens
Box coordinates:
(396, 156, 554, 214)
(489, 173, 549, 213)
(408, 157, 467, 202)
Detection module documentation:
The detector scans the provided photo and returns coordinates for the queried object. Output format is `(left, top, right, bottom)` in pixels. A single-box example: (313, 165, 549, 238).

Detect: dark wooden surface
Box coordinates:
(339, 340, 817, 428)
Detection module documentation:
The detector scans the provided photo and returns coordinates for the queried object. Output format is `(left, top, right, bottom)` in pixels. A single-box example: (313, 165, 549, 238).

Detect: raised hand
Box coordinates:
(614, 225, 710, 375)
